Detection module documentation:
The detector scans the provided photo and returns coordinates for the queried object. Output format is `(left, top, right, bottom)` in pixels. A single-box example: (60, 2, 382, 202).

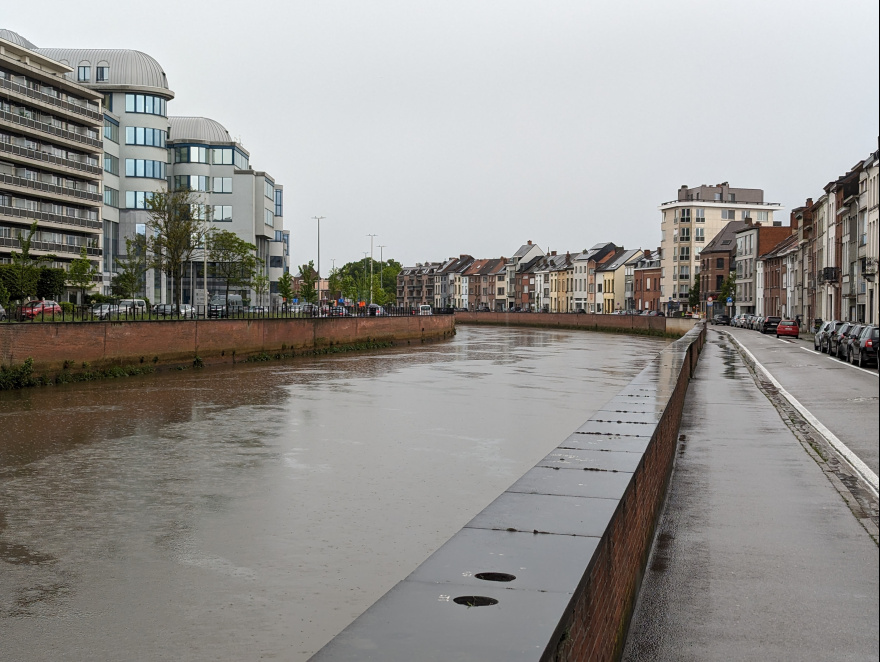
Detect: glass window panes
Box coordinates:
(104, 154, 119, 175)
(124, 94, 167, 117)
(96, 66, 109, 82)
(125, 191, 154, 209)
(233, 149, 249, 170)
(125, 159, 165, 179)
(173, 145, 208, 163)
(173, 175, 209, 191)
(274, 189, 283, 216)
(126, 127, 166, 147)
(77, 66, 90, 82)
(264, 209, 274, 226)
(212, 177, 232, 193)
(211, 148, 233, 165)
(103, 117, 119, 143)
(213, 205, 233, 221)
(103, 187, 119, 207)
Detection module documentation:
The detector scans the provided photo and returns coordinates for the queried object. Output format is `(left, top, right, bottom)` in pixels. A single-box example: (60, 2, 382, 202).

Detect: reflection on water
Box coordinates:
(0, 326, 669, 661)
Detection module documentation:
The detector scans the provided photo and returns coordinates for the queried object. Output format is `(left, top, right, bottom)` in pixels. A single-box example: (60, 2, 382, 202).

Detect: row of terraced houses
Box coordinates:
(1, 28, 289, 306)
(399, 149, 879, 326)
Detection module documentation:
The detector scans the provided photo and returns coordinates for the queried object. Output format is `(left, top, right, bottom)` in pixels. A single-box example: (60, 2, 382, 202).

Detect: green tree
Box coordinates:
(67, 247, 100, 304)
(688, 273, 701, 310)
(8, 222, 53, 302)
(720, 271, 736, 309)
(145, 189, 212, 308)
(253, 273, 269, 307)
(37, 268, 67, 301)
(327, 267, 343, 301)
(0, 279, 8, 308)
(298, 261, 318, 304)
(277, 271, 294, 303)
(111, 236, 147, 300)
(208, 230, 260, 303)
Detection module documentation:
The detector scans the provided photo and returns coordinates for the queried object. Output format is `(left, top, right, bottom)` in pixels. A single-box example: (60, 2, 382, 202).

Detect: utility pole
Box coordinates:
(367, 234, 377, 305)
(312, 216, 325, 299)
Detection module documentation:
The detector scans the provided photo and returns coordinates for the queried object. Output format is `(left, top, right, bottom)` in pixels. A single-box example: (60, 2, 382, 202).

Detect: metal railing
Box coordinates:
(0, 77, 102, 122)
(0, 140, 103, 176)
(0, 204, 102, 230)
(0, 172, 102, 203)
(0, 109, 103, 149)
(0, 236, 100, 257)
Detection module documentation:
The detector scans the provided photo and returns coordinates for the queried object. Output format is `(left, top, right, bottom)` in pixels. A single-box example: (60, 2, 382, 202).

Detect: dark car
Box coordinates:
(850, 325, 878, 368)
(819, 320, 845, 353)
(712, 314, 731, 326)
(839, 324, 864, 361)
(761, 316, 781, 334)
(829, 322, 854, 358)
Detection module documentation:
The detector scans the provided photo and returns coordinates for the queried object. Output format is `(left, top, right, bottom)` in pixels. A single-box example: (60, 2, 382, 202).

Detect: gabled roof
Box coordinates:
(702, 220, 747, 254)
(512, 242, 542, 259)
(574, 242, 617, 263)
(597, 248, 640, 272)
(759, 233, 798, 261)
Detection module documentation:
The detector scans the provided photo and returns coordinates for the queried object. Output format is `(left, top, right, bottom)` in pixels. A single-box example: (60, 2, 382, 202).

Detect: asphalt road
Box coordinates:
(718, 324, 879, 478)
(623, 331, 879, 661)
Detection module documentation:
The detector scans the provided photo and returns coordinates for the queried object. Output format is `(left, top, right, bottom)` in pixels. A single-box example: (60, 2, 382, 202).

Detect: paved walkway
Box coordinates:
(623, 330, 879, 661)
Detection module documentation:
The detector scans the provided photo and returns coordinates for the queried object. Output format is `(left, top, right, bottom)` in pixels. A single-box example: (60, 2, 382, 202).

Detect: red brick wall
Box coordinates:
(555, 326, 706, 661)
(0, 316, 454, 372)
(455, 311, 669, 334)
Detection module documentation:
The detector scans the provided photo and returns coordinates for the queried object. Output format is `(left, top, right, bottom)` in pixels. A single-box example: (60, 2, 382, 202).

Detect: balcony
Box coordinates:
(822, 267, 840, 283)
(0, 203, 102, 231)
(0, 76, 102, 122)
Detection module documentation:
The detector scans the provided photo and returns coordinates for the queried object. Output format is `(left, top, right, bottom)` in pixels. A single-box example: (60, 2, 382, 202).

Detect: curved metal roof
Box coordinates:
(34, 47, 171, 93)
(169, 117, 232, 144)
(0, 29, 38, 50)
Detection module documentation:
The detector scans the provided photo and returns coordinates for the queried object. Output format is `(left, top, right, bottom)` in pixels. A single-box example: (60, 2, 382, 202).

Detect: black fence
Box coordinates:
(0, 303, 455, 324)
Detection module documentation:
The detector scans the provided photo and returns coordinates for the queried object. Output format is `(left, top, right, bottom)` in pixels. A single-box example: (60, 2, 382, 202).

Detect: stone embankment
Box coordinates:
(0, 315, 454, 377)
(313, 323, 707, 662)
(455, 311, 696, 336)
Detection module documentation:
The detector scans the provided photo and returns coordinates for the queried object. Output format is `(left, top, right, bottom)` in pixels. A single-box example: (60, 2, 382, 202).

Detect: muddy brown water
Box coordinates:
(0, 326, 669, 661)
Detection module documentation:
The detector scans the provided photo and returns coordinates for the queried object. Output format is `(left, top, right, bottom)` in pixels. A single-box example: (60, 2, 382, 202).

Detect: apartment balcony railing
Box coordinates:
(0, 172, 102, 203)
(821, 267, 840, 283)
(0, 235, 100, 257)
(0, 109, 103, 149)
(0, 140, 102, 176)
(0, 203, 102, 230)
(0, 77, 102, 122)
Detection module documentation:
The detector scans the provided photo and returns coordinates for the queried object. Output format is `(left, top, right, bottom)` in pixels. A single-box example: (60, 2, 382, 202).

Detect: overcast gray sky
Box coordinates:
(6, 0, 879, 271)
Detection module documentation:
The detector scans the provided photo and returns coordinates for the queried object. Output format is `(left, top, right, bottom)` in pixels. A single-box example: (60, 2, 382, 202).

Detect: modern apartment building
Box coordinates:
(1, 32, 103, 295)
(659, 183, 783, 314)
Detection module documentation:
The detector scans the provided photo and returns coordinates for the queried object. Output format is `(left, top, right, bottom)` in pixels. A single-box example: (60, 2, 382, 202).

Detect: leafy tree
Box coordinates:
(0, 279, 8, 307)
(37, 268, 67, 301)
(298, 261, 318, 304)
(688, 273, 701, 310)
(253, 273, 269, 306)
(67, 247, 100, 304)
(327, 267, 343, 301)
(7, 222, 53, 302)
(208, 230, 260, 303)
(720, 271, 736, 309)
(277, 271, 294, 303)
(111, 236, 148, 300)
(145, 189, 212, 308)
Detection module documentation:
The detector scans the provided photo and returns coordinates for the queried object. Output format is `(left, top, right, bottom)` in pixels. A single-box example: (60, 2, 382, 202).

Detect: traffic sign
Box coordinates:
(707, 296, 713, 303)
(727, 297, 733, 303)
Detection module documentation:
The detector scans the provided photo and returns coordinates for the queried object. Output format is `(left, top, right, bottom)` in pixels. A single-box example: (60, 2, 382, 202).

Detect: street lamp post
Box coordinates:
(312, 215, 325, 301)
(367, 234, 377, 305)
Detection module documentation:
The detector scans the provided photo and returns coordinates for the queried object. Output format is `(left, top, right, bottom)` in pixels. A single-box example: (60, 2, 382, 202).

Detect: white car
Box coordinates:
(419, 305, 433, 315)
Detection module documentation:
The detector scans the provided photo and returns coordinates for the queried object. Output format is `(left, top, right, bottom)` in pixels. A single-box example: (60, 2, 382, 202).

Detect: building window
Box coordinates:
(174, 145, 209, 164)
(102, 94, 113, 112)
(103, 186, 119, 208)
(265, 209, 274, 226)
(233, 149, 249, 170)
(695, 227, 705, 242)
(96, 66, 109, 82)
(269, 256, 284, 268)
(124, 94, 167, 117)
(680, 208, 691, 222)
(125, 127, 167, 147)
(212, 205, 233, 221)
(275, 189, 283, 217)
(77, 65, 90, 82)
(125, 159, 166, 179)
(714, 193, 722, 201)
(104, 154, 119, 175)
(173, 175, 209, 191)
(722, 209, 736, 220)
(757, 211, 768, 221)
(211, 147, 233, 165)
(728, 193, 735, 202)
(212, 177, 232, 193)
(680, 246, 690, 261)
(264, 180, 274, 200)
(103, 117, 119, 143)
(741, 210, 751, 220)
(716, 258, 724, 269)
(125, 191, 154, 209)
(679, 227, 691, 241)
(695, 209, 705, 222)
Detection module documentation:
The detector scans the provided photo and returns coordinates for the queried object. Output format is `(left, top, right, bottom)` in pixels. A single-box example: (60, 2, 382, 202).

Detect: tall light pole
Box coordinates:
(378, 245, 386, 290)
(312, 215, 325, 301)
(367, 234, 377, 305)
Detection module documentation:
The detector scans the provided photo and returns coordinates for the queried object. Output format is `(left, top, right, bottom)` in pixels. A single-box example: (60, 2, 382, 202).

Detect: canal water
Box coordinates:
(0, 326, 669, 661)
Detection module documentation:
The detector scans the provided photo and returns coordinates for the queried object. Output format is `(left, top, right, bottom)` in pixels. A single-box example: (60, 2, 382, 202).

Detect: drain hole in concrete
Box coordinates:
(475, 572, 516, 582)
(453, 596, 498, 607)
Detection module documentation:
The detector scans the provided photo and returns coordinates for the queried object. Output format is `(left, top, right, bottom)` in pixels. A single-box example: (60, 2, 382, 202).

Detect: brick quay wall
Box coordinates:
(313, 323, 707, 662)
(455, 311, 697, 337)
(0, 315, 455, 374)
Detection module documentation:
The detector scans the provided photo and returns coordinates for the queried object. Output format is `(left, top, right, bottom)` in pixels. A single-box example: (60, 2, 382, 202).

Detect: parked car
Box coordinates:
(761, 316, 781, 334)
(818, 320, 844, 353)
(19, 300, 63, 320)
(246, 306, 269, 315)
(776, 319, 799, 339)
(418, 305, 433, 316)
(829, 322, 854, 358)
(839, 324, 864, 361)
(91, 303, 119, 320)
(850, 325, 878, 368)
(0, 303, 6, 321)
(327, 306, 351, 317)
(712, 314, 731, 326)
(118, 299, 147, 315)
(814, 321, 832, 350)
(366, 303, 385, 317)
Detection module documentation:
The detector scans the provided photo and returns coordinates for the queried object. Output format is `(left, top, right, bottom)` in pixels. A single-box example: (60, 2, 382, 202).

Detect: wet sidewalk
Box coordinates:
(623, 330, 879, 661)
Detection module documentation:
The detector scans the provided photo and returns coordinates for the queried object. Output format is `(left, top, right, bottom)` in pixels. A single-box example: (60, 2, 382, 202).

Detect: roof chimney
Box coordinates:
(551, 251, 557, 256)
(527, 240, 532, 245)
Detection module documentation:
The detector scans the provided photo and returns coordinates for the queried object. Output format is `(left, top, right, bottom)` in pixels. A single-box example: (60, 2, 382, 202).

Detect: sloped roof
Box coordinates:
(512, 242, 541, 259)
(169, 117, 232, 144)
(35, 47, 172, 93)
(759, 233, 798, 260)
(0, 29, 38, 49)
(597, 248, 640, 272)
(702, 220, 747, 254)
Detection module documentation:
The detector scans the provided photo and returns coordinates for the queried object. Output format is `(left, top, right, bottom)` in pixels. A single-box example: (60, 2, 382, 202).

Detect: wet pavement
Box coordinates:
(0, 326, 669, 662)
(623, 330, 879, 661)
